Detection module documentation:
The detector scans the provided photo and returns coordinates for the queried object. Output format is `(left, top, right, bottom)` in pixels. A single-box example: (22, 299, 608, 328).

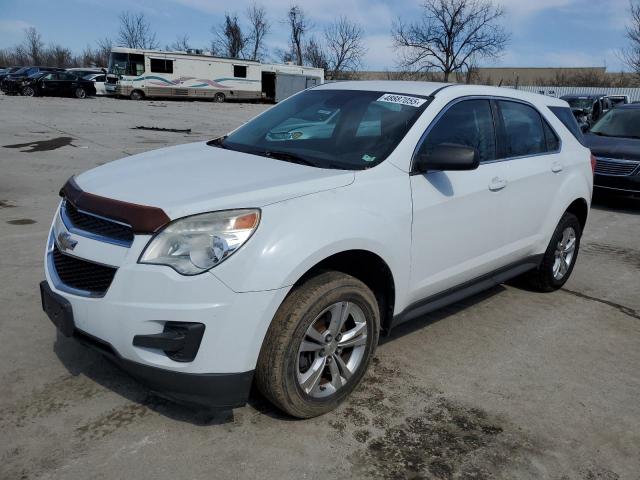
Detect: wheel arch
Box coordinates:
(565, 197, 589, 232)
(290, 249, 396, 334)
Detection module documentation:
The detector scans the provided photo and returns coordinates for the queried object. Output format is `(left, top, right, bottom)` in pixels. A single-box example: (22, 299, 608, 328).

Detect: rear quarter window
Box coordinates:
(549, 106, 585, 145)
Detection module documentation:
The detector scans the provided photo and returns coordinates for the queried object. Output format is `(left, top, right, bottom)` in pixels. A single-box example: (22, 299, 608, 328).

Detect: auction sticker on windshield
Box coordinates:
(377, 93, 427, 107)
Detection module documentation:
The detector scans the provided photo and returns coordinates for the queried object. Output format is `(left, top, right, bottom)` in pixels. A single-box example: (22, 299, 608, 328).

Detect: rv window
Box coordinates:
(234, 65, 247, 78)
(150, 59, 173, 74)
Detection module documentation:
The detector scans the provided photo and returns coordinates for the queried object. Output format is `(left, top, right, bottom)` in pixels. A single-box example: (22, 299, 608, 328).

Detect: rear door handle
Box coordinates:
(552, 162, 563, 173)
(488, 177, 507, 192)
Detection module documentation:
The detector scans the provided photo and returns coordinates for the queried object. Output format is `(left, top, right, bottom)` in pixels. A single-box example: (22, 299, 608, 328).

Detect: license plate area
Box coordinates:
(40, 281, 75, 337)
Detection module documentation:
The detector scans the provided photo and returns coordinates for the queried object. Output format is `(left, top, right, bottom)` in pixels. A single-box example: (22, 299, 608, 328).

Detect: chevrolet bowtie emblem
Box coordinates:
(57, 231, 77, 252)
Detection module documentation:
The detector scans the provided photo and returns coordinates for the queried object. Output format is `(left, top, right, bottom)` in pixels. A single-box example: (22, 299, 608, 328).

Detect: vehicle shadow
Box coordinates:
(591, 190, 640, 214)
(53, 332, 237, 426)
(380, 285, 507, 344)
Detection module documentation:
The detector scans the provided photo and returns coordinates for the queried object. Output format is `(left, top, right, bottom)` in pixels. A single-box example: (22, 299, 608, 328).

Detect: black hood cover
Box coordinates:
(584, 133, 640, 161)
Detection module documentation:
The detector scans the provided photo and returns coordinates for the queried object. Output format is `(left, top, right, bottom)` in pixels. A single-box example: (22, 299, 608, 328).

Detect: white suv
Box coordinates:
(41, 81, 594, 418)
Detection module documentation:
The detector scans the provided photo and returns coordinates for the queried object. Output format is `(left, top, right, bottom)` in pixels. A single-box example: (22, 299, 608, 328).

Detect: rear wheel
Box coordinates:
(130, 90, 144, 101)
(74, 87, 86, 99)
(214, 92, 226, 103)
(21, 86, 35, 97)
(527, 212, 582, 292)
(256, 271, 380, 418)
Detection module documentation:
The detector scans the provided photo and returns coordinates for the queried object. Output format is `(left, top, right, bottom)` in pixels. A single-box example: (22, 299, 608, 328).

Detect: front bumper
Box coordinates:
(594, 173, 640, 193)
(43, 203, 289, 409)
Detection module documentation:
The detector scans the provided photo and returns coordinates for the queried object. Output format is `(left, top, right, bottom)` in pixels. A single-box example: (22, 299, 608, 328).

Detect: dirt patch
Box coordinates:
(0, 374, 102, 428)
(325, 357, 543, 479)
(75, 402, 153, 441)
(6, 219, 35, 225)
(581, 242, 640, 269)
(3, 136, 75, 152)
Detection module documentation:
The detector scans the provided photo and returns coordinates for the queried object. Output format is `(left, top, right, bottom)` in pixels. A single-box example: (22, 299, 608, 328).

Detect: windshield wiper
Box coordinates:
(261, 150, 317, 167)
(207, 136, 229, 149)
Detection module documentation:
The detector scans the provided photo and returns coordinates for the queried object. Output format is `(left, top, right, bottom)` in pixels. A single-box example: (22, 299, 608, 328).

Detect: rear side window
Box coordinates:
(421, 99, 496, 163)
(549, 106, 585, 145)
(497, 100, 546, 157)
(150, 58, 173, 74)
(542, 120, 560, 151)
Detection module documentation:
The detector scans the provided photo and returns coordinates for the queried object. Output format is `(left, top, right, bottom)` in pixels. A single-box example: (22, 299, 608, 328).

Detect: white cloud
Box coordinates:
(0, 20, 33, 34)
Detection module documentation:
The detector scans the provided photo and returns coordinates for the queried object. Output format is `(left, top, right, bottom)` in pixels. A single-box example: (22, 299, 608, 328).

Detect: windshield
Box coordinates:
(108, 52, 145, 76)
(565, 98, 594, 110)
(590, 109, 640, 138)
(216, 89, 431, 170)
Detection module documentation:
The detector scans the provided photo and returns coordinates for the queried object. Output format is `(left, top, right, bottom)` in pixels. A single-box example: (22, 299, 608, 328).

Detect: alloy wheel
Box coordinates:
(553, 226, 576, 280)
(296, 301, 368, 398)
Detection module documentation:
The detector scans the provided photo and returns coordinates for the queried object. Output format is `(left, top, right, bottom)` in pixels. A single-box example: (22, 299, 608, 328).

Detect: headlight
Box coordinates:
(139, 209, 260, 275)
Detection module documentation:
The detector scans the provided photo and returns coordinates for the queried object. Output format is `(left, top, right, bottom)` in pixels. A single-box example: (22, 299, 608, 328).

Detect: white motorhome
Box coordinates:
(105, 47, 324, 102)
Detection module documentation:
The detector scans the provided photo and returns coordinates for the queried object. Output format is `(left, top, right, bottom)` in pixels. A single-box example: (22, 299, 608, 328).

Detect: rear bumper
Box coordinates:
(73, 327, 254, 409)
(594, 173, 640, 193)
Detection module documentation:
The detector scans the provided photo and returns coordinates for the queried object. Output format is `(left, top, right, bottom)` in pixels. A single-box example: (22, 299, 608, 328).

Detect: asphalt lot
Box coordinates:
(0, 93, 639, 480)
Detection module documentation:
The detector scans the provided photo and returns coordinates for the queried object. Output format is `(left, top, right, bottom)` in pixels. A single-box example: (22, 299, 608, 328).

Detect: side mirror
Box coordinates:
(414, 144, 480, 173)
(580, 123, 590, 133)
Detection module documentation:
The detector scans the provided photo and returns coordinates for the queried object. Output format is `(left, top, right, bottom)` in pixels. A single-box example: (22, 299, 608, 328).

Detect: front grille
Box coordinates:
(595, 157, 640, 177)
(52, 246, 117, 296)
(63, 201, 134, 245)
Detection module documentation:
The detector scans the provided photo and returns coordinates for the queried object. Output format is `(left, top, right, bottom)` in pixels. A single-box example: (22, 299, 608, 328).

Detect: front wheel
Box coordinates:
(21, 86, 35, 97)
(527, 212, 582, 292)
(130, 90, 144, 101)
(74, 87, 87, 99)
(214, 92, 225, 103)
(256, 271, 380, 418)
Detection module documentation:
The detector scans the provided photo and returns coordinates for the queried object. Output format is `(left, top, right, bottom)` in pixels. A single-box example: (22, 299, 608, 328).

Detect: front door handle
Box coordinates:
(552, 162, 563, 173)
(489, 177, 507, 192)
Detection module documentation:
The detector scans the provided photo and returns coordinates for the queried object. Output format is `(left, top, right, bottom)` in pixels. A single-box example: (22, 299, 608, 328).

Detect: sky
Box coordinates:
(0, 0, 633, 71)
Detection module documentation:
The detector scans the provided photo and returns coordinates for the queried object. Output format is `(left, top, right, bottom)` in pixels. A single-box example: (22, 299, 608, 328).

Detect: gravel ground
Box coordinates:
(0, 94, 638, 480)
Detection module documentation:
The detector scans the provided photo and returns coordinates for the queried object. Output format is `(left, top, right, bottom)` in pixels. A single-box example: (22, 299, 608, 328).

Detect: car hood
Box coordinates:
(76, 142, 354, 219)
(584, 133, 640, 161)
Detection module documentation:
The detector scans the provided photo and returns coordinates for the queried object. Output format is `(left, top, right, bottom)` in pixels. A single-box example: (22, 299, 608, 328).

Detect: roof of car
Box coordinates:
(615, 103, 640, 109)
(315, 81, 567, 106)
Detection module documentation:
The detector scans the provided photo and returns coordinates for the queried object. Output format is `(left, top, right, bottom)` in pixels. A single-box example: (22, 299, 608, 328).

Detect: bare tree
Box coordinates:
(287, 5, 309, 66)
(44, 44, 74, 68)
(247, 3, 269, 60)
(623, 1, 640, 77)
(212, 14, 248, 58)
(95, 37, 112, 67)
(324, 17, 366, 79)
(392, 0, 509, 81)
(304, 37, 328, 70)
(117, 11, 159, 49)
(24, 27, 44, 64)
(168, 34, 191, 51)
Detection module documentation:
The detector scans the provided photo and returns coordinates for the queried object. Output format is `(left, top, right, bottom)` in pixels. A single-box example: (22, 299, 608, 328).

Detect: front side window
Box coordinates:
(150, 58, 173, 74)
(497, 100, 546, 158)
(216, 89, 431, 170)
(419, 99, 496, 163)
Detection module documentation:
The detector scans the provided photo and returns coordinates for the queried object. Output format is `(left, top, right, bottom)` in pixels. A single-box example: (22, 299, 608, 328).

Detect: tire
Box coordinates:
(526, 212, 582, 292)
(74, 87, 86, 99)
(256, 271, 380, 418)
(214, 92, 225, 103)
(130, 90, 144, 101)
(21, 86, 35, 97)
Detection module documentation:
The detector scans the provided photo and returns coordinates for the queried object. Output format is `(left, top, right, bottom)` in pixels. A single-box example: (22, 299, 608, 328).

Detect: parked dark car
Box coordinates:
(1, 66, 65, 94)
(561, 94, 613, 131)
(19, 71, 96, 98)
(584, 104, 640, 194)
(0, 66, 22, 83)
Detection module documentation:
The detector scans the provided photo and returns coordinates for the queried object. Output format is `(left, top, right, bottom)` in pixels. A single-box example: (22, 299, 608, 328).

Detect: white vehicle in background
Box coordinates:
(105, 47, 323, 102)
(83, 73, 107, 96)
(41, 81, 593, 418)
